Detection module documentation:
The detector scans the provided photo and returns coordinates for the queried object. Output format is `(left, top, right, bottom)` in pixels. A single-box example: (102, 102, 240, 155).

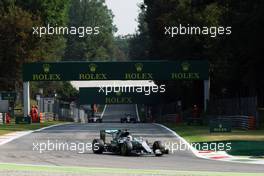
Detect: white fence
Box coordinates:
(39, 98, 87, 123)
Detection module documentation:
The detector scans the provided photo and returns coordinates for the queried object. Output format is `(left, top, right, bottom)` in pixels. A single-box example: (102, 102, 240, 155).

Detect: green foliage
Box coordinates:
(64, 0, 116, 61)
(0, 5, 42, 90)
(0, 0, 124, 102)
(56, 82, 78, 101)
(30, 81, 78, 101)
(15, 0, 70, 61)
(16, 0, 70, 25)
(129, 3, 150, 60)
(0, 0, 70, 91)
(113, 36, 130, 60)
(131, 0, 264, 99)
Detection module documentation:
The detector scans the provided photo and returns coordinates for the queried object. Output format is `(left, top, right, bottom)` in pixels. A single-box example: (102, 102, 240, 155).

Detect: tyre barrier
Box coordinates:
(211, 116, 256, 130)
(164, 114, 182, 123)
(248, 116, 256, 130)
(39, 112, 44, 123)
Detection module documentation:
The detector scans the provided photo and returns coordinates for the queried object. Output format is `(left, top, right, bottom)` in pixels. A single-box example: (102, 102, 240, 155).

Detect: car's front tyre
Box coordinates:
(153, 141, 165, 156)
(120, 141, 133, 156)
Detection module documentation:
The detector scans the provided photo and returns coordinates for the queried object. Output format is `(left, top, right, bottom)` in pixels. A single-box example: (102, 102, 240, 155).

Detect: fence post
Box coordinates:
(23, 82, 30, 118)
(255, 96, 259, 128)
(204, 79, 210, 112)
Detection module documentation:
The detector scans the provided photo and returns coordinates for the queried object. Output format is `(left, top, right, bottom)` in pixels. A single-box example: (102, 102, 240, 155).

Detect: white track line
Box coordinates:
(135, 104, 140, 122)
(154, 123, 201, 157)
(100, 104, 107, 119)
(34, 123, 70, 132)
(155, 123, 264, 165)
(0, 123, 69, 146)
(0, 131, 33, 146)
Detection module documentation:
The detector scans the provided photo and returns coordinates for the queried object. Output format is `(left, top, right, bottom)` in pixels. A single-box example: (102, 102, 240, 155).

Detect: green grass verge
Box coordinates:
(227, 141, 264, 156)
(0, 163, 262, 176)
(0, 121, 64, 136)
(165, 123, 264, 156)
(165, 123, 264, 142)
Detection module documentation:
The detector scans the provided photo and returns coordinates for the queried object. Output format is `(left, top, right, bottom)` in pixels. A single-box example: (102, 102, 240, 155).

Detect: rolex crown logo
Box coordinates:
(43, 64, 50, 73)
(135, 63, 143, 72)
(89, 64, 97, 72)
(181, 62, 190, 72)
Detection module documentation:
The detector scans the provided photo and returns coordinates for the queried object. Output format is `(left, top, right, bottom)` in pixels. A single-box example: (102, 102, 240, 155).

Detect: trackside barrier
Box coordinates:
(39, 112, 44, 123)
(210, 116, 256, 130)
(0, 113, 4, 124)
(56, 108, 87, 122)
(164, 114, 182, 123)
(44, 112, 54, 121)
(248, 116, 256, 130)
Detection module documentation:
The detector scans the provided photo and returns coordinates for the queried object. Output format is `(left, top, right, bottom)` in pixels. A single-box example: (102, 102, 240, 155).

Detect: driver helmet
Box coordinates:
(127, 135, 132, 141)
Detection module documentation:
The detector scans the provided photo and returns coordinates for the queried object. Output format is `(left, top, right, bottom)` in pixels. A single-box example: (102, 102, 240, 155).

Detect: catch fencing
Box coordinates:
(207, 97, 259, 129)
(39, 98, 87, 123)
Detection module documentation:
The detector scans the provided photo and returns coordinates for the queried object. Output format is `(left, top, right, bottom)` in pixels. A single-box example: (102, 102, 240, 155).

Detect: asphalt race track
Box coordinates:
(102, 104, 138, 123)
(0, 104, 264, 175)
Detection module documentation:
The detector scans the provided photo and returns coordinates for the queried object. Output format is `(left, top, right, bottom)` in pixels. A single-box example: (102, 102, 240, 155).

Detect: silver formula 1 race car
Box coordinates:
(88, 115, 102, 123)
(92, 129, 169, 156)
(120, 113, 138, 123)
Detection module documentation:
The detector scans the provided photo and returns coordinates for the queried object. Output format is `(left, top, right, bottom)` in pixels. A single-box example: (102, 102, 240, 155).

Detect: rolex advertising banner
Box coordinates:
(79, 87, 165, 105)
(209, 119, 232, 133)
(23, 60, 208, 81)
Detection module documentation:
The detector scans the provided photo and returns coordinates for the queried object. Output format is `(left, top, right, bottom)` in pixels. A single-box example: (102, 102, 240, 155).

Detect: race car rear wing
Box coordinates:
(100, 129, 129, 142)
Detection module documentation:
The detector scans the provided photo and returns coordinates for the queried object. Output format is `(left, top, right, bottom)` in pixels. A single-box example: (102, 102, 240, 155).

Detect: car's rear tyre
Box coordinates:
(100, 131, 106, 141)
(92, 139, 104, 154)
(153, 141, 165, 156)
(96, 119, 103, 123)
(120, 141, 133, 156)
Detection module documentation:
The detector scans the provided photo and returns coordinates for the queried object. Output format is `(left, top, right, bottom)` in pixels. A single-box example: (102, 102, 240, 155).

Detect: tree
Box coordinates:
(16, 0, 70, 61)
(64, 0, 117, 61)
(131, 0, 264, 101)
(16, 0, 70, 25)
(129, 3, 150, 60)
(0, 0, 70, 91)
(0, 5, 42, 90)
(113, 35, 131, 61)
